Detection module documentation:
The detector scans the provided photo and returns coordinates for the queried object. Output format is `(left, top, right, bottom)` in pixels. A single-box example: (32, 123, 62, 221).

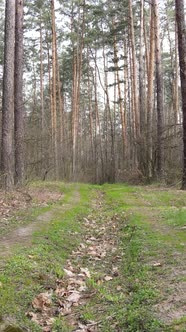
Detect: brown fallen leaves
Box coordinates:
(0, 188, 62, 225)
(27, 262, 97, 331)
(26, 261, 90, 332)
(27, 201, 120, 331)
(32, 292, 53, 311)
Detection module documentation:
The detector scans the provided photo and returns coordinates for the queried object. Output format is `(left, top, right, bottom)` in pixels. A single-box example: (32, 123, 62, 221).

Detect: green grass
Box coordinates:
(0, 182, 186, 331)
(0, 182, 94, 331)
(77, 183, 186, 332)
(162, 208, 186, 227)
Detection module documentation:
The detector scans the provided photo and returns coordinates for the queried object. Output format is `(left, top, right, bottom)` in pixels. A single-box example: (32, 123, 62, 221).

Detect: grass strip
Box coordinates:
(0, 183, 93, 331)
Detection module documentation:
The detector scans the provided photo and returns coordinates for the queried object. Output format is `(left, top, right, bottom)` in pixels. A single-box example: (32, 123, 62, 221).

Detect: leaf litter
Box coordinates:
(27, 193, 120, 331)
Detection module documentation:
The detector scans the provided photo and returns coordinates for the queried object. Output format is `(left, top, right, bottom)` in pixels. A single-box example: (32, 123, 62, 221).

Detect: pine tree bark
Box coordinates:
(51, 0, 59, 179)
(56, 50, 64, 177)
(139, 0, 147, 175)
(14, 0, 24, 186)
(39, 12, 44, 134)
(102, 45, 115, 183)
(174, 21, 179, 126)
(1, 0, 15, 190)
(153, 0, 164, 179)
(139, 0, 146, 133)
(128, 0, 139, 139)
(147, 6, 155, 179)
(71, 1, 85, 177)
(175, 0, 186, 188)
(113, 23, 126, 158)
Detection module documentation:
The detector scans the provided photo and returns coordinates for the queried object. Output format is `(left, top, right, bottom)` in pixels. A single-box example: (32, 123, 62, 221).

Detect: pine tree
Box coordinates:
(175, 0, 186, 189)
(1, 0, 15, 190)
(15, 0, 24, 185)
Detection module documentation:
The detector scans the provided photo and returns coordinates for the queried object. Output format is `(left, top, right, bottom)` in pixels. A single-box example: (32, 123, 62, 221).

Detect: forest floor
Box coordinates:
(0, 182, 186, 332)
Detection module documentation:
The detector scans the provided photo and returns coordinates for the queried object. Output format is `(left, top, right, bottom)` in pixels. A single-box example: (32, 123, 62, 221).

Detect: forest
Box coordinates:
(0, 1, 186, 332)
(0, 0, 186, 189)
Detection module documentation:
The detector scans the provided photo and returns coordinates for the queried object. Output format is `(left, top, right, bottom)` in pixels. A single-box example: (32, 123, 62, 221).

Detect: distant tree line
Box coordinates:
(0, 0, 186, 189)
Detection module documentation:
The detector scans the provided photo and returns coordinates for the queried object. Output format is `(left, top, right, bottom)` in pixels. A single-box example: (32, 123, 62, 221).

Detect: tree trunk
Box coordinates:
(174, 20, 179, 126)
(14, 0, 24, 186)
(39, 13, 44, 133)
(147, 6, 155, 179)
(56, 50, 64, 177)
(113, 22, 126, 159)
(139, 0, 147, 175)
(51, 0, 59, 179)
(139, 0, 146, 134)
(71, 1, 85, 177)
(153, 0, 164, 179)
(128, 0, 139, 139)
(175, 0, 186, 188)
(1, 0, 15, 190)
(102, 45, 115, 183)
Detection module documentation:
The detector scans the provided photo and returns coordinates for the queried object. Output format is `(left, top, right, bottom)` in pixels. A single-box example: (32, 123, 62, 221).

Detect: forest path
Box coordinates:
(0, 183, 186, 332)
(24, 185, 186, 332)
(0, 186, 80, 261)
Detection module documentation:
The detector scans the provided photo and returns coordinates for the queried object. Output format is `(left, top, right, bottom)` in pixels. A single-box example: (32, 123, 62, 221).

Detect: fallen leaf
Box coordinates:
(64, 269, 75, 277)
(78, 285, 87, 292)
(89, 237, 97, 241)
(59, 301, 72, 315)
(80, 267, 91, 278)
(28, 255, 34, 259)
(26, 311, 40, 324)
(43, 327, 51, 332)
(55, 287, 67, 297)
(79, 243, 86, 249)
(71, 278, 84, 284)
(66, 291, 81, 303)
(32, 292, 52, 311)
(151, 262, 162, 267)
(112, 266, 119, 276)
(104, 276, 113, 281)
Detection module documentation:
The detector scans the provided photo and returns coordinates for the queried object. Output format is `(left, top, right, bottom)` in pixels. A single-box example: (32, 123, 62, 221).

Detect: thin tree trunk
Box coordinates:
(1, 0, 15, 190)
(128, 0, 139, 139)
(139, 0, 146, 133)
(14, 0, 24, 185)
(103, 45, 115, 182)
(113, 23, 126, 159)
(153, 0, 164, 179)
(174, 20, 179, 126)
(39, 13, 44, 133)
(94, 51, 104, 183)
(46, 32, 53, 141)
(72, 1, 85, 177)
(87, 50, 95, 168)
(139, 0, 147, 175)
(51, 0, 59, 179)
(56, 51, 64, 177)
(39, 12, 45, 177)
(147, 6, 155, 179)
